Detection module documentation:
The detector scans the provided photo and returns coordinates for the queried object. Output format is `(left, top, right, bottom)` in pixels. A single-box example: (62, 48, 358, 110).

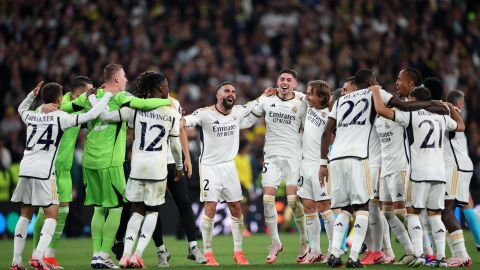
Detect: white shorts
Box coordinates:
(262, 156, 301, 188)
(329, 158, 372, 208)
(445, 167, 472, 204)
(298, 161, 331, 201)
(405, 181, 445, 210)
(370, 167, 380, 199)
(126, 178, 167, 206)
(11, 177, 59, 206)
(380, 171, 407, 203)
(200, 161, 242, 203)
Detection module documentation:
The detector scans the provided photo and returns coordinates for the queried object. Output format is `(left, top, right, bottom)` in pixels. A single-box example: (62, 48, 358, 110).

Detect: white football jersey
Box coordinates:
(369, 127, 381, 168)
(184, 103, 255, 165)
(444, 130, 473, 172)
(375, 115, 408, 177)
(119, 106, 181, 181)
(303, 106, 329, 161)
(19, 91, 111, 179)
(394, 110, 458, 182)
(250, 93, 307, 160)
(329, 88, 393, 161)
(166, 97, 183, 165)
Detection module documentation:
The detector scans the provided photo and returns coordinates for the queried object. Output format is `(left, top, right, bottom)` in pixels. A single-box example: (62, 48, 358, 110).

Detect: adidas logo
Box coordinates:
(335, 222, 343, 227)
(140, 234, 146, 238)
(436, 229, 445, 233)
(270, 104, 276, 107)
(354, 224, 361, 228)
(413, 226, 421, 230)
(396, 193, 403, 197)
(15, 234, 23, 238)
(213, 120, 220, 124)
(321, 192, 326, 196)
(126, 236, 134, 241)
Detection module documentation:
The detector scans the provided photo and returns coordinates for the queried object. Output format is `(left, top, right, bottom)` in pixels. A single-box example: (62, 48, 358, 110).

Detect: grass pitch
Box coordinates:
(1, 232, 478, 269)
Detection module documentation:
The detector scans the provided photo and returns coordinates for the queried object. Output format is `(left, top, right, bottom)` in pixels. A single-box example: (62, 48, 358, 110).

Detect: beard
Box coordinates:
(222, 97, 234, 109)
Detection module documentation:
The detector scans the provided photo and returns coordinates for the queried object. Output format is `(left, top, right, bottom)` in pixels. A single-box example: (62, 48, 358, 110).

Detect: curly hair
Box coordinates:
(134, 71, 166, 98)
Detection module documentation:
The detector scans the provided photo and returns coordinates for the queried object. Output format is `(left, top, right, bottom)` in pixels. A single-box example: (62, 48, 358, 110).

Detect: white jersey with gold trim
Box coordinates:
(302, 106, 329, 161)
(444, 130, 473, 172)
(375, 115, 408, 177)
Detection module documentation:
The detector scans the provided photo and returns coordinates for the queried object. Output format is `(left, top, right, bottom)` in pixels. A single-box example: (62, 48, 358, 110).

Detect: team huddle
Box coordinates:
(9, 65, 477, 269)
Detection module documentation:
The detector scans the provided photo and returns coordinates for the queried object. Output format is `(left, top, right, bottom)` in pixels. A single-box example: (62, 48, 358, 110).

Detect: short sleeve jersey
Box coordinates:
(184, 104, 252, 165)
(119, 106, 181, 181)
(374, 114, 408, 177)
(251, 93, 307, 160)
(328, 88, 393, 161)
(444, 130, 473, 172)
(302, 107, 329, 161)
(394, 110, 458, 182)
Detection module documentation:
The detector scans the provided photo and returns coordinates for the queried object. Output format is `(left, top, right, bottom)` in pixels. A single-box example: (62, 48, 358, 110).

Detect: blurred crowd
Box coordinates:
(1, 0, 480, 202)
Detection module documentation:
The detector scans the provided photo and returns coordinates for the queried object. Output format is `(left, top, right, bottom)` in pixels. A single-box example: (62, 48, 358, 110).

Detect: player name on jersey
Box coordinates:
(137, 110, 175, 122)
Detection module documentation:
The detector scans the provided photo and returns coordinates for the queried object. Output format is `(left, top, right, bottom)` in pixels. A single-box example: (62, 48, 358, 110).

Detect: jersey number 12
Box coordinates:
(139, 121, 166, 152)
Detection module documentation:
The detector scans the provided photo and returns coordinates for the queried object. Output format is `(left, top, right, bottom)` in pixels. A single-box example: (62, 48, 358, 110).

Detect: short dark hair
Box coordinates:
(41, 82, 63, 103)
(278, 69, 298, 79)
(70, 76, 93, 91)
(345, 76, 356, 84)
(354, 69, 376, 88)
(409, 86, 431, 101)
(134, 71, 167, 98)
(104, 63, 123, 82)
(332, 88, 343, 101)
(215, 81, 235, 94)
(404, 68, 422, 86)
(446, 90, 464, 106)
(423, 77, 444, 100)
(307, 80, 330, 107)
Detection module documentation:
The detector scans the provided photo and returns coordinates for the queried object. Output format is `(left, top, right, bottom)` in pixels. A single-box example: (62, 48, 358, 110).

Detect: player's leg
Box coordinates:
(112, 201, 130, 260)
(119, 202, 146, 268)
(12, 205, 35, 269)
(160, 164, 205, 264)
(33, 204, 58, 261)
(228, 201, 249, 265)
(406, 181, 428, 266)
(261, 158, 283, 263)
(202, 201, 218, 266)
(32, 208, 44, 251)
(463, 193, 480, 250)
(426, 182, 448, 267)
(300, 197, 322, 263)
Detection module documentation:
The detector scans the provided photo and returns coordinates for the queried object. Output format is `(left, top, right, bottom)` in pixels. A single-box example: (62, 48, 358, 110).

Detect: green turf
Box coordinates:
(1, 232, 478, 269)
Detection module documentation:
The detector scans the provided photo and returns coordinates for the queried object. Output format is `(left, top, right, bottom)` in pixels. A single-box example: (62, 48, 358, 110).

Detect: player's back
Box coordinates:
(329, 88, 378, 161)
(130, 106, 180, 181)
(444, 129, 473, 172)
(20, 111, 67, 179)
(406, 110, 450, 182)
(259, 94, 306, 159)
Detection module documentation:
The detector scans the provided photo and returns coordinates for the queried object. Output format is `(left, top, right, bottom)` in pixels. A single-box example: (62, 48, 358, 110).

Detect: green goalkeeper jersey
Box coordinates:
(55, 92, 81, 171)
(61, 89, 170, 169)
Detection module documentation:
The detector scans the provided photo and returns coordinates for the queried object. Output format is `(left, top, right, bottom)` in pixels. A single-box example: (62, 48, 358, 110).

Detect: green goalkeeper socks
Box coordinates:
(49, 206, 69, 250)
(33, 208, 45, 249)
(100, 207, 123, 253)
(91, 207, 106, 253)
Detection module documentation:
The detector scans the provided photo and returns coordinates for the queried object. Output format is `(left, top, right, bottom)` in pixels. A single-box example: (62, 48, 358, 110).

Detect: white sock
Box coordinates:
(287, 195, 307, 246)
(264, 195, 281, 245)
(134, 212, 158, 257)
(367, 201, 384, 251)
(394, 208, 408, 226)
(123, 212, 144, 257)
(384, 210, 414, 255)
(320, 209, 335, 253)
(305, 212, 321, 254)
(350, 210, 369, 261)
(448, 230, 469, 258)
(34, 218, 57, 259)
(157, 245, 166, 252)
(429, 215, 446, 259)
(12, 216, 30, 265)
(332, 211, 351, 257)
(231, 215, 244, 252)
(382, 215, 395, 257)
(408, 214, 424, 257)
(421, 210, 433, 255)
(45, 248, 55, 258)
(201, 215, 214, 253)
(188, 241, 198, 249)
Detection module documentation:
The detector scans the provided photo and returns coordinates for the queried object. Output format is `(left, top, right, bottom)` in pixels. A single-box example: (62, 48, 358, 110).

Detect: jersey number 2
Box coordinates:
(139, 121, 166, 151)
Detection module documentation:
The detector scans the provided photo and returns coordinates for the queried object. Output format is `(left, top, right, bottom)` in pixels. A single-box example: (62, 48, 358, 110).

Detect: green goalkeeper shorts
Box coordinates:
(83, 166, 125, 208)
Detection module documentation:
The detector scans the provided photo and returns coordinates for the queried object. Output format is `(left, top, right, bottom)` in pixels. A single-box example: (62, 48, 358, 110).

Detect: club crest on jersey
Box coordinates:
(292, 106, 297, 113)
(385, 122, 390, 129)
(321, 112, 327, 118)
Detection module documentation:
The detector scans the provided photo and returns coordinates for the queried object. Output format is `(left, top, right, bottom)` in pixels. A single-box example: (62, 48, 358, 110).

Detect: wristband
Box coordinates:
(320, 159, 328, 166)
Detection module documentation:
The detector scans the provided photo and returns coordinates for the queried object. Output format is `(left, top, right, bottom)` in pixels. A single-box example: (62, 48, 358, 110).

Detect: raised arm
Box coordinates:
(18, 82, 44, 121)
(123, 96, 171, 111)
(371, 85, 395, 120)
(61, 93, 113, 130)
(388, 96, 448, 115)
(447, 104, 465, 131)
